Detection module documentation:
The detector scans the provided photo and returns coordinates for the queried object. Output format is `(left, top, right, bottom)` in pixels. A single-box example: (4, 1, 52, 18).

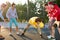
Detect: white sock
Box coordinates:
(9, 32, 12, 35)
(16, 32, 19, 34)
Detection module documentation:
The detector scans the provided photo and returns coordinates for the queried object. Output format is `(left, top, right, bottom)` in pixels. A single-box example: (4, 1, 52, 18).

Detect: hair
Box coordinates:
(45, 3, 48, 6)
(45, 4, 48, 6)
(48, 2, 55, 5)
(12, 3, 15, 6)
(35, 17, 42, 22)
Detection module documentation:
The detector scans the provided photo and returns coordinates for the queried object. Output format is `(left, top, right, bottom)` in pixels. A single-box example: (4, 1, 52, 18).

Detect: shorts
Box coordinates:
(9, 18, 18, 28)
(48, 19, 55, 29)
(53, 21, 60, 28)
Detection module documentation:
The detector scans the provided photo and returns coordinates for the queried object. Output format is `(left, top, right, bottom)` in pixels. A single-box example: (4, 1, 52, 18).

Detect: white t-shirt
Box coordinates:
(0, 8, 4, 20)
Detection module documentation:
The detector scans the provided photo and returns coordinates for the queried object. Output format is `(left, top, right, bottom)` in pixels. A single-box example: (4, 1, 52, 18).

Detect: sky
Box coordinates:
(0, 0, 36, 5)
(0, 0, 27, 5)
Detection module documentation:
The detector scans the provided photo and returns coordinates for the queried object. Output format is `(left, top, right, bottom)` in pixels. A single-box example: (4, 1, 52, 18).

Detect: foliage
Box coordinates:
(55, 0, 60, 7)
(1, 1, 49, 23)
(16, 1, 48, 23)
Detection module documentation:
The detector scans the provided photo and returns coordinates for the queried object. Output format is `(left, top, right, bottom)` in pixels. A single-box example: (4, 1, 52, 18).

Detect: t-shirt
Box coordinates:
(46, 4, 60, 21)
(28, 17, 44, 28)
(51, 4, 60, 21)
(6, 7, 18, 19)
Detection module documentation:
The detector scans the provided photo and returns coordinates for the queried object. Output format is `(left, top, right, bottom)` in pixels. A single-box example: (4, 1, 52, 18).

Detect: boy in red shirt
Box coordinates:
(45, 2, 60, 39)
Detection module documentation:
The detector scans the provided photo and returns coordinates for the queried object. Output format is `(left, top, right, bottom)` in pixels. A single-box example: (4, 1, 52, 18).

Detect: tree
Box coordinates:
(16, 4, 27, 22)
(16, 1, 48, 23)
(55, 0, 60, 7)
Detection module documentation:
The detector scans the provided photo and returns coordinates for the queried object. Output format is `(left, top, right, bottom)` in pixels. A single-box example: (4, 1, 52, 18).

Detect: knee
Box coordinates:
(27, 24, 30, 27)
(53, 23, 57, 28)
(15, 22, 18, 27)
(59, 23, 60, 28)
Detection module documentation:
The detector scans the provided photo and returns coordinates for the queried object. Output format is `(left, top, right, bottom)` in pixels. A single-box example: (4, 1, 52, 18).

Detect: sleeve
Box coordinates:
(1, 10, 3, 14)
(15, 9, 18, 18)
(53, 5, 60, 17)
(53, 9, 58, 17)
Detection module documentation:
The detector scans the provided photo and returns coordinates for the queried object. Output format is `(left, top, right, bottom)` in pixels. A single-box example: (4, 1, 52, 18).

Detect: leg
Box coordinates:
(37, 26, 42, 37)
(0, 25, 1, 32)
(0, 16, 4, 30)
(58, 22, 60, 34)
(13, 18, 19, 33)
(48, 20, 55, 39)
(21, 24, 30, 35)
(51, 23, 57, 39)
(51, 26, 55, 38)
(58, 28, 60, 34)
(37, 26, 42, 35)
(0, 15, 6, 23)
(9, 19, 13, 33)
(9, 27, 12, 34)
(0, 15, 4, 21)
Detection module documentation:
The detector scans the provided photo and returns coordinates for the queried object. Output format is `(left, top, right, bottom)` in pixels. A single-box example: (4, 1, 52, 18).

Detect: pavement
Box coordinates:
(0, 22, 59, 40)
(0, 27, 48, 40)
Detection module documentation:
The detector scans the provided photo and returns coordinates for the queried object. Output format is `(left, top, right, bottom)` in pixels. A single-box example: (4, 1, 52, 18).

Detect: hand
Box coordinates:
(17, 18, 18, 20)
(4, 19, 6, 22)
(16, 17, 18, 20)
(8, 18, 10, 21)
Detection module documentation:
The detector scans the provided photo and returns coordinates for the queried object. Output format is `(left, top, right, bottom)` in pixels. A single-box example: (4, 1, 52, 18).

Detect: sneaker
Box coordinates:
(40, 34, 43, 38)
(0, 35, 5, 39)
(20, 29, 23, 33)
(16, 32, 19, 35)
(9, 32, 12, 35)
(21, 33, 24, 36)
(47, 35, 51, 39)
(51, 37, 55, 40)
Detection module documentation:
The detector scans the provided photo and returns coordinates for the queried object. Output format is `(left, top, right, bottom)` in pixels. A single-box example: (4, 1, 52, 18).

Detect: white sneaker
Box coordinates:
(47, 35, 55, 40)
(20, 29, 23, 32)
(16, 32, 19, 35)
(47, 35, 51, 39)
(9, 32, 12, 35)
(52, 39, 55, 40)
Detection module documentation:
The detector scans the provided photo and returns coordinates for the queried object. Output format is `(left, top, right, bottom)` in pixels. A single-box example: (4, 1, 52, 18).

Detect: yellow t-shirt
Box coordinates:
(28, 17, 44, 28)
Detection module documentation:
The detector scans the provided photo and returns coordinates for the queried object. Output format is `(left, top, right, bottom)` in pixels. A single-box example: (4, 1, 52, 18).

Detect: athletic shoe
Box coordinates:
(47, 35, 51, 39)
(51, 37, 55, 40)
(9, 32, 12, 35)
(21, 33, 24, 36)
(16, 32, 19, 35)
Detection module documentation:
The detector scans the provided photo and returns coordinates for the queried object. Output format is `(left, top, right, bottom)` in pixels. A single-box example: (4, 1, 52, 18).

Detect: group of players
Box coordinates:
(0, 1, 60, 40)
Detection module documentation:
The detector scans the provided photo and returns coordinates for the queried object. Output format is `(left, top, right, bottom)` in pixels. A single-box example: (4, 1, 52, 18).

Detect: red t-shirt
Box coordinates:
(46, 6, 53, 19)
(47, 6, 55, 21)
(57, 14, 60, 21)
(52, 4, 60, 21)
(46, 4, 60, 21)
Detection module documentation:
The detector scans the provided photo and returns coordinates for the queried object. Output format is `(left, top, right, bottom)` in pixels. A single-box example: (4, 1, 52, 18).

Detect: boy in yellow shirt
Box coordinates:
(21, 17, 44, 37)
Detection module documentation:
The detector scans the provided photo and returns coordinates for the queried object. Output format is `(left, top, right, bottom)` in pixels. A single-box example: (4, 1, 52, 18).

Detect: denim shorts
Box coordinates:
(9, 18, 18, 27)
(48, 19, 55, 29)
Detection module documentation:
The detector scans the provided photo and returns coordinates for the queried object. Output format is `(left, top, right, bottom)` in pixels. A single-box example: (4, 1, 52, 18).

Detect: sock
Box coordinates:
(22, 29, 27, 35)
(24, 29, 27, 33)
